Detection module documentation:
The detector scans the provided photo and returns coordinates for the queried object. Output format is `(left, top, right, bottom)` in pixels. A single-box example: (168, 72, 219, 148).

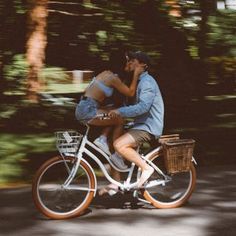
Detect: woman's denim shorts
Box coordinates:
(75, 97, 98, 124)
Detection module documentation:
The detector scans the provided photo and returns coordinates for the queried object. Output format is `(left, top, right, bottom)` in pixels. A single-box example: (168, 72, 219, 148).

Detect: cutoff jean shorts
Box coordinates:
(75, 97, 99, 124)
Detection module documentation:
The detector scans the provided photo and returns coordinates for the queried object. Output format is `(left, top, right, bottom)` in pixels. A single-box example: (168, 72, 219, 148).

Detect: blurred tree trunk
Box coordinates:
(165, 0, 181, 17)
(0, 0, 4, 98)
(197, 0, 217, 98)
(26, 0, 48, 102)
(0, 0, 12, 99)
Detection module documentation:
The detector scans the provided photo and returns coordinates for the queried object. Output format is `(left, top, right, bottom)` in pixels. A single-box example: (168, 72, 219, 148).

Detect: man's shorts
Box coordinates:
(127, 129, 154, 146)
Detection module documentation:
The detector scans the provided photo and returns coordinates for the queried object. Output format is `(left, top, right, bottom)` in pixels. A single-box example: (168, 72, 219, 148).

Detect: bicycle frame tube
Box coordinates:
(64, 131, 133, 189)
(84, 137, 130, 172)
(83, 144, 125, 188)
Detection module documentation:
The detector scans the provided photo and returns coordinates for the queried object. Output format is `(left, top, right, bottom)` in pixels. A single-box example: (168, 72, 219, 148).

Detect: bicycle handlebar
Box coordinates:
(95, 113, 134, 129)
(95, 113, 110, 118)
(95, 113, 111, 119)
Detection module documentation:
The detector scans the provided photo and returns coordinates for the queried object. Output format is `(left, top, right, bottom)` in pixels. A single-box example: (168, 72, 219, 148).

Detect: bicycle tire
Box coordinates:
(32, 156, 95, 219)
(143, 153, 196, 208)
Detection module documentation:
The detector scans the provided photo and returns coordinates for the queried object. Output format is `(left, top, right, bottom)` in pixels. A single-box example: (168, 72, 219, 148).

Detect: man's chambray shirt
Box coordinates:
(118, 71, 164, 138)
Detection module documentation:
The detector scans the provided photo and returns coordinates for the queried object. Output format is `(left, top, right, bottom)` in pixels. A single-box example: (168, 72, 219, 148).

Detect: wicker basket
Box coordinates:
(55, 131, 83, 154)
(163, 139, 195, 174)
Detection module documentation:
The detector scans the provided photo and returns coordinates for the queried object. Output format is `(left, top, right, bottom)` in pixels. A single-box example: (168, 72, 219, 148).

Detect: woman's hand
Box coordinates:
(134, 64, 145, 78)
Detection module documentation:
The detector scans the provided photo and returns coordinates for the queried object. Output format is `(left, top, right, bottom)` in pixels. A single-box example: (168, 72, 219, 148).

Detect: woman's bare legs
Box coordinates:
(88, 110, 124, 192)
(88, 111, 124, 135)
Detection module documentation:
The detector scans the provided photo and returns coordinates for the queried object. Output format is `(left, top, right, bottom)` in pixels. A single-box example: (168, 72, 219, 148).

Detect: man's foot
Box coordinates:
(137, 166, 154, 188)
(98, 183, 119, 196)
(94, 136, 111, 155)
(110, 153, 128, 170)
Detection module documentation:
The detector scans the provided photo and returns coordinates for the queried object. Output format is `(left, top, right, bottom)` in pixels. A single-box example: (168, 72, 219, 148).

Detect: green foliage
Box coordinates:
(3, 54, 71, 94)
(39, 67, 69, 85)
(3, 54, 28, 94)
(4, 54, 28, 80)
(208, 10, 236, 56)
(0, 133, 55, 184)
(13, 0, 27, 14)
(207, 56, 236, 84)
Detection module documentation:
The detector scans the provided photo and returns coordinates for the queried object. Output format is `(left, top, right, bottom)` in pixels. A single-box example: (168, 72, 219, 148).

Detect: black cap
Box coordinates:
(127, 51, 151, 67)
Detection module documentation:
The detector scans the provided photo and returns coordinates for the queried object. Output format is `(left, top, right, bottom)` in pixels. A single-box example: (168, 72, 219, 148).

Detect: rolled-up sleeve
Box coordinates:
(118, 79, 155, 117)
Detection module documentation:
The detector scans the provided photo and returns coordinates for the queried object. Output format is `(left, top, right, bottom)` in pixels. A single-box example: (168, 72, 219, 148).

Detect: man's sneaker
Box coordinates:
(137, 166, 154, 188)
(94, 137, 111, 155)
(110, 153, 128, 170)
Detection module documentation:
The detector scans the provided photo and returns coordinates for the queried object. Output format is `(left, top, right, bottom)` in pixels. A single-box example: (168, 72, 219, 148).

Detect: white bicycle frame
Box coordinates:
(61, 124, 168, 196)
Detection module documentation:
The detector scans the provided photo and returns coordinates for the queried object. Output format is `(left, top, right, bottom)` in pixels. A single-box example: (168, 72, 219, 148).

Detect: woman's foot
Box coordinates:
(138, 166, 154, 188)
(94, 135, 111, 155)
(110, 152, 128, 170)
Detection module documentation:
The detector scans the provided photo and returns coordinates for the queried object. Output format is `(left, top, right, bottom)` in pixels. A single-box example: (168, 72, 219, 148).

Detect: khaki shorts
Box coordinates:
(127, 129, 154, 146)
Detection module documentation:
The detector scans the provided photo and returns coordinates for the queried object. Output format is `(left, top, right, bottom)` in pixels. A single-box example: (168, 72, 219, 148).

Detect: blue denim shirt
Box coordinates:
(118, 71, 164, 138)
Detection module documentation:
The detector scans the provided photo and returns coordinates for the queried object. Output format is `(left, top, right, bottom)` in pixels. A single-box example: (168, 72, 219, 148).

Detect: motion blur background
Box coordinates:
(0, 0, 235, 186)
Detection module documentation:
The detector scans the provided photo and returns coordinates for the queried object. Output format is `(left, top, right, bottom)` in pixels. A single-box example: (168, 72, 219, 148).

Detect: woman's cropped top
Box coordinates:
(89, 77, 114, 97)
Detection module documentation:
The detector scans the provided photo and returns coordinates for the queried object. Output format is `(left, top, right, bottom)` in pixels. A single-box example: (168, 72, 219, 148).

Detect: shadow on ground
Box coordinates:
(0, 165, 235, 236)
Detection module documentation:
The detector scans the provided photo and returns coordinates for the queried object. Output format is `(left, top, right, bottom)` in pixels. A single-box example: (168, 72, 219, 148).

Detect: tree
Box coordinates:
(26, 0, 48, 101)
(197, 0, 217, 97)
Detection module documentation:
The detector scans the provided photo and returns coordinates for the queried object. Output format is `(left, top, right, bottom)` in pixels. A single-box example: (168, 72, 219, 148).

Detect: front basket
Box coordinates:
(163, 139, 195, 174)
(55, 131, 83, 154)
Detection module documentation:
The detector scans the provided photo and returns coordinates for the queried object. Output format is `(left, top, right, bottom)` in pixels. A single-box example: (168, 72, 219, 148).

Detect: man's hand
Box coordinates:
(108, 109, 120, 118)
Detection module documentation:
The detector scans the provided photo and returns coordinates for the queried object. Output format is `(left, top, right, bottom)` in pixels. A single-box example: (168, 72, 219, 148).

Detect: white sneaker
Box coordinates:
(138, 166, 154, 188)
(110, 153, 128, 170)
(94, 137, 111, 155)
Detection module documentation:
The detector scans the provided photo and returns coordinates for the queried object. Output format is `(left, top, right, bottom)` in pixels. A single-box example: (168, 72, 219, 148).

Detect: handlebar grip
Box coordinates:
(96, 113, 110, 119)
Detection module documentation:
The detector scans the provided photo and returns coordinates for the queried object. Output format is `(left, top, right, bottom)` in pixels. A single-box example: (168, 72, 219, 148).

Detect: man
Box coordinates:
(109, 51, 164, 188)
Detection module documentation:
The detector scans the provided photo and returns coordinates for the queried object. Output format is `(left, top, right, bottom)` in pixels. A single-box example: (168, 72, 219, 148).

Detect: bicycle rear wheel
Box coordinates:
(32, 156, 95, 219)
(143, 153, 196, 208)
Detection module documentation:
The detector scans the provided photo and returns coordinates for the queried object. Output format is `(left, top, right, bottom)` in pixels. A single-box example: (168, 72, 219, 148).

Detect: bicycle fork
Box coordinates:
(62, 135, 87, 188)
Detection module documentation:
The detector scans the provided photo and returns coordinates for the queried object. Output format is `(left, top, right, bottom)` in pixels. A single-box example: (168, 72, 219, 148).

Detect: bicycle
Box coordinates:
(32, 114, 197, 219)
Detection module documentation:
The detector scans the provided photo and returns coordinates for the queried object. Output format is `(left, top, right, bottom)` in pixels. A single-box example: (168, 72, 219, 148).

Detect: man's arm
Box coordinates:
(109, 79, 155, 118)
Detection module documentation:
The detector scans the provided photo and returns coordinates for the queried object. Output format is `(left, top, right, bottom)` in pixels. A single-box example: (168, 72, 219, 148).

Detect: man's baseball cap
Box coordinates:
(127, 51, 151, 67)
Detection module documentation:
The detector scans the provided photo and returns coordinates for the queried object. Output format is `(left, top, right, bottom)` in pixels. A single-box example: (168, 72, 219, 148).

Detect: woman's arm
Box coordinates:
(111, 65, 144, 97)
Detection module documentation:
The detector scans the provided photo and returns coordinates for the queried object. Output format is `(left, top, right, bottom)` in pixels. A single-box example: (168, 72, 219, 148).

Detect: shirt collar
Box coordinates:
(139, 71, 148, 80)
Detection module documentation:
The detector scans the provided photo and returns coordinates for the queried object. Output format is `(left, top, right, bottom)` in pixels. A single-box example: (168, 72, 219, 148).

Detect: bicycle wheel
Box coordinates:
(32, 156, 96, 219)
(143, 153, 196, 208)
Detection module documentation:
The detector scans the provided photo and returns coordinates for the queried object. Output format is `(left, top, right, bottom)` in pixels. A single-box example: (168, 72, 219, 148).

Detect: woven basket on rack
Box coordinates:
(163, 139, 195, 174)
(55, 131, 83, 154)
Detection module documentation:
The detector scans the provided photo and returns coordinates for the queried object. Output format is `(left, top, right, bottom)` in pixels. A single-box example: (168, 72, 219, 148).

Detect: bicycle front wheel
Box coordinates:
(143, 153, 196, 208)
(32, 156, 96, 219)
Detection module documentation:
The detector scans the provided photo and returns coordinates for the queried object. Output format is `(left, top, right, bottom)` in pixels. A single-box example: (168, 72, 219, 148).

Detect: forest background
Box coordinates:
(0, 0, 235, 185)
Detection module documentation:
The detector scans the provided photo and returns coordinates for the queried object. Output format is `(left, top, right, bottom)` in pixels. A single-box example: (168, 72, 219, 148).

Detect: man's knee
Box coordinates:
(113, 135, 133, 154)
(113, 139, 123, 153)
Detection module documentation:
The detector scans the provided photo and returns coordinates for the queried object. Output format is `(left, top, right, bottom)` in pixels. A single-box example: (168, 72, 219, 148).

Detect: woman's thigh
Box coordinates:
(88, 108, 124, 126)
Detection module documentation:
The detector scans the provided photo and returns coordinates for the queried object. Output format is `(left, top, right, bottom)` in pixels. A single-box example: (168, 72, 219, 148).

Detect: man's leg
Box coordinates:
(113, 132, 154, 187)
(113, 133, 147, 168)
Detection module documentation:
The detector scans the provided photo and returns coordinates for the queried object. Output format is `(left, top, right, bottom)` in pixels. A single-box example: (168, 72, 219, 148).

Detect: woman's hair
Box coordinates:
(108, 50, 127, 77)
